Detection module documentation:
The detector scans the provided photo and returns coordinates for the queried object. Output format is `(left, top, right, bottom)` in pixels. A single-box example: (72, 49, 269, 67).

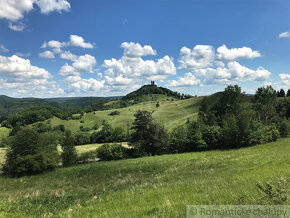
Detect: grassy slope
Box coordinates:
(49, 97, 201, 133)
(0, 127, 10, 142)
(0, 138, 289, 217)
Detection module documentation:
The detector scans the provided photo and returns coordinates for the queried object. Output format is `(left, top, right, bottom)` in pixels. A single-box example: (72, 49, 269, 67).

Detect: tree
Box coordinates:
(212, 85, 245, 121)
(253, 86, 277, 124)
(278, 89, 285, 97)
(287, 89, 290, 97)
(3, 128, 58, 176)
(130, 111, 168, 155)
(61, 130, 77, 167)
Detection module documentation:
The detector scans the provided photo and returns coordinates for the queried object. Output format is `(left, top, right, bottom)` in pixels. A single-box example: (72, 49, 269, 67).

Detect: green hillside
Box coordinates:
(49, 96, 201, 133)
(0, 95, 121, 122)
(0, 138, 289, 217)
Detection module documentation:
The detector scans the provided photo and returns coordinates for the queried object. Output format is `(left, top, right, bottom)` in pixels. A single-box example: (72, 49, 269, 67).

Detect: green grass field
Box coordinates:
(0, 127, 10, 142)
(76, 142, 128, 154)
(49, 97, 201, 133)
(0, 148, 6, 166)
(0, 138, 289, 217)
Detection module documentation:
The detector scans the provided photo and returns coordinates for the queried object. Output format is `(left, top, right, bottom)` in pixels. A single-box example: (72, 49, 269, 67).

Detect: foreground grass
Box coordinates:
(0, 138, 289, 217)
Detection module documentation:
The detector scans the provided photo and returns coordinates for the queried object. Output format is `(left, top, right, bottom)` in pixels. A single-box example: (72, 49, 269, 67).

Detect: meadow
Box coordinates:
(0, 138, 289, 217)
(0, 127, 10, 143)
(49, 97, 201, 133)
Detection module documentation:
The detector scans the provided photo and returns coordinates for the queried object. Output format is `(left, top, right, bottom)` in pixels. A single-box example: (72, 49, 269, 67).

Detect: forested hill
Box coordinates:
(123, 85, 192, 100)
(0, 95, 121, 122)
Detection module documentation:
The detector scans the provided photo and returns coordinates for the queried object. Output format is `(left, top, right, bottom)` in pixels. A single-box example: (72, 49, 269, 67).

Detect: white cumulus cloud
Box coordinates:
(35, 0, 70, 14)
(279, 74, 290, 85)
(0, 55, 52, 82)
(195, 61, 270, 84)
(0, 0, 70, 31)
(60, 51, 77, 61)
(216, 44, 261, 61)
(167, 72, 200, 87)
(39, 50, 55, 59)
(178, 45, 215, 70)
(64, 76, 105, 92)
(279, 32, 290, 38)
(121, 42, 157, 58)
(59, 54, 96, 76)
(68, 35, 94, 49)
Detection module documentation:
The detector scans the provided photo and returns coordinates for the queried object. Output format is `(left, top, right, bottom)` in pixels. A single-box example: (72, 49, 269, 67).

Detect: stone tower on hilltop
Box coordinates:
(150, 81, 157, 87)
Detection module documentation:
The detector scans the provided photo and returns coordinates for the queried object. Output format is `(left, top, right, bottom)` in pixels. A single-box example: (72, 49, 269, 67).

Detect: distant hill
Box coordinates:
(0, 95, 122, 122)
(123, 84, 191, 100)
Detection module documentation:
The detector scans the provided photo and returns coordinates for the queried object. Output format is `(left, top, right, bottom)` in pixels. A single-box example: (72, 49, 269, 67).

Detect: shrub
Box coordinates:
(53, 124, 65, 132)
(169, 122, 206, 153)
(92, 124, 99, 130)
(96, 143, 128, 161)
(111, 127, 127, 142)
(109, 110, 120, 116)
(279, 119, 289, 138)
(9, 125, 22, 136)
(169, 125, 189, 153)
(77, 150, 97, 163)
(201, 125, 223, 149)
(61, 130, 77, 167)
(33, 123, 51, 133)
(80, 126, 90, 132)
(222, 114, 240, 148)
(73, 131, 90, 145)
(80, 120, 85, 123)
(3, 152, 57, 177)
(2, 128, 58, 176)
(90, 123, 113, 143)
(264, 125, 279, 142)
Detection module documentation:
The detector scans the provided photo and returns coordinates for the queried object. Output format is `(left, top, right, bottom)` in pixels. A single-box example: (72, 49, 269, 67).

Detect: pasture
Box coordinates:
(0, 138, 289, 217)
(49, 97, 201, 133)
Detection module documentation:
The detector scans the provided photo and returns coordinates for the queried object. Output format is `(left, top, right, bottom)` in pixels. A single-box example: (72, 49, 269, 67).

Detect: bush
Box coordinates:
(61, 130, 77, 167)
(3, 152, 57, 177)
(80, 126, 90, 132)
(2, 128, 59, 176)
(96, 143, 128, 161)
(201, 125, 223, 149)
(9, 125, 22, 136)
(73, 131, 90, 145)
(279, 119, 289, 138)
(109, 110, 120, 116)
(77, 150, 97, 163)
(111, 127, 127, 142)
(92, 124, 99, 130)
(53, 124, 65, 132)
(222, 114, 240, 148)
(264, 125, 279, 142)
(169, 122, 206, 153)
(32, 123, 51, 133)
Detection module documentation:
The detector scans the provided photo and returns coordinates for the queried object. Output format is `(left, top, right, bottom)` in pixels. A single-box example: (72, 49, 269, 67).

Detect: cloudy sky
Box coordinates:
(0, 0, 290, 98)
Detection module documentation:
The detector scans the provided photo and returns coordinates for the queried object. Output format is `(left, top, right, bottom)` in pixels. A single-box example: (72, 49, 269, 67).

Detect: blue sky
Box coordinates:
(0, 0, 290, 97)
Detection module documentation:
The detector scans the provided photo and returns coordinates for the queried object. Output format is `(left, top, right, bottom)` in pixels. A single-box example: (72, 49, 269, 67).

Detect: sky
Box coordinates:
(0, 0, 290, 98)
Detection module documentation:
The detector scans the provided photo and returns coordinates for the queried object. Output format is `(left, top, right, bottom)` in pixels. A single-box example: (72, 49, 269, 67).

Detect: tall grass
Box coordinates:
(0, 138, 289, 217)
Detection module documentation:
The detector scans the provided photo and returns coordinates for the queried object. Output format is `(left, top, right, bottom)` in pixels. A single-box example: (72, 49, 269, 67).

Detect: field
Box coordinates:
(0, 138, 289, 217)
(0, 127, 10, 142)
(49, 97, 201, 133)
